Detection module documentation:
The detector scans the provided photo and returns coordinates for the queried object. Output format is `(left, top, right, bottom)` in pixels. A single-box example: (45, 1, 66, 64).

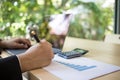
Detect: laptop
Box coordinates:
(6, 13, 72, 55)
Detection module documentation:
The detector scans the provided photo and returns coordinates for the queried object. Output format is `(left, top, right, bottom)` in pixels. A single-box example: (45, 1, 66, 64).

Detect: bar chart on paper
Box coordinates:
(56, 61, 97, 71)
(44, 55, 120, 80)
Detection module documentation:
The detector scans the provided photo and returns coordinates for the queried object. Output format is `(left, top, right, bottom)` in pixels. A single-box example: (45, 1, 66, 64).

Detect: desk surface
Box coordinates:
(1, 37, 120, 80)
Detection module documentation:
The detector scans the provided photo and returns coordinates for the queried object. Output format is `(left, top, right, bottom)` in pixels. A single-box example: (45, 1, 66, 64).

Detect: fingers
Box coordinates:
(40, 39, 54, 59)
(40, 39, 52, 46)
(15, 43, 28, 49)
(18, 38, 31, 47)
(40, 39, 46, 43)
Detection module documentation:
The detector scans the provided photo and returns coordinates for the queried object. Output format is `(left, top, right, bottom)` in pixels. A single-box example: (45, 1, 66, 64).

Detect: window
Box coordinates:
(68, 0, 116, 41)
(0, 0, 117, 41)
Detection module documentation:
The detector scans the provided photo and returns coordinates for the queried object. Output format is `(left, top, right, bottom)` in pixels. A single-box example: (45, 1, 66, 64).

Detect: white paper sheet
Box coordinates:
(44, 55, 120, 80)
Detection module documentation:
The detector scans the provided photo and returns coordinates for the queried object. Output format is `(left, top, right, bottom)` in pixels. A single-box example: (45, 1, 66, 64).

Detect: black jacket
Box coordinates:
(0, 55, 22, 80)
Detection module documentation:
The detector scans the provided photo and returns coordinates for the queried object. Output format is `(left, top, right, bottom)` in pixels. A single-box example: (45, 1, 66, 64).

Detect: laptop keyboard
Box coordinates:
(6, 48, 62, 55)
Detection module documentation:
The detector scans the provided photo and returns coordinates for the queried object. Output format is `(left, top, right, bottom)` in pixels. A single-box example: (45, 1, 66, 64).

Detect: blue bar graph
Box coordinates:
(56, 61, 97, 71)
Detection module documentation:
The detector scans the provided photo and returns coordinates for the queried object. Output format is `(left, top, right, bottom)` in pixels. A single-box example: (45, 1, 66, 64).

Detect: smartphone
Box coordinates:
(73, 48, 88, 55)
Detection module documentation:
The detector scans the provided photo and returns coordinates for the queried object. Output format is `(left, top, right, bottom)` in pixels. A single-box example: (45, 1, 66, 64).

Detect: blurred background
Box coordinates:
(0, 0, 115, 47)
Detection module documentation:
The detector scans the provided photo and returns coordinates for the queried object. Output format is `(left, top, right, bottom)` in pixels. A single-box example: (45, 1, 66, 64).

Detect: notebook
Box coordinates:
(6, 13, 73, 55)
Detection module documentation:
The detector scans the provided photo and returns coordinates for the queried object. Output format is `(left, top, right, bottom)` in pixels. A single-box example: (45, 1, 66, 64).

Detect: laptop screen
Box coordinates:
(48, 13, 72, 50)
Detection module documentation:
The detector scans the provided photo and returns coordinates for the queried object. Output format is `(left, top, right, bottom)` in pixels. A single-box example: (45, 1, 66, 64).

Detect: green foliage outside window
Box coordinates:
(68, 1, 114, 40)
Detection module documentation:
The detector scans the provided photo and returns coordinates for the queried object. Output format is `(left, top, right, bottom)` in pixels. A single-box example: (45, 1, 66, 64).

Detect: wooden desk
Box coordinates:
(1, 37, 120, 80)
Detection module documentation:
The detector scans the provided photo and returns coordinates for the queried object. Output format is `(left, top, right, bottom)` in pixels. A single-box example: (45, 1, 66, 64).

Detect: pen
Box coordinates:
(31, 31, 40, 43)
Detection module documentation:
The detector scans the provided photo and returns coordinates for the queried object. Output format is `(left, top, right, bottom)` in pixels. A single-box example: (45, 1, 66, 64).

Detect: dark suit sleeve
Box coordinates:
(0, 55, 22, 80)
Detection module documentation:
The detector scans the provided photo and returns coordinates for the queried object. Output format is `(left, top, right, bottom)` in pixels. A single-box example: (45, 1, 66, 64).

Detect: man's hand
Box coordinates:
(0, 38, 31, 49)
(17, 39, 54, 72)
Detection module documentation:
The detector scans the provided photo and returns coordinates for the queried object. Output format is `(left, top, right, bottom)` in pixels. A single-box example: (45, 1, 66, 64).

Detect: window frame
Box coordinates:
(114, 0, 120, 34)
